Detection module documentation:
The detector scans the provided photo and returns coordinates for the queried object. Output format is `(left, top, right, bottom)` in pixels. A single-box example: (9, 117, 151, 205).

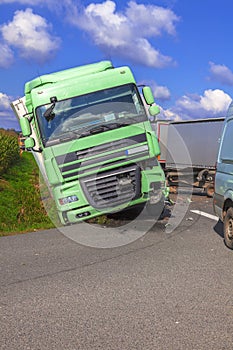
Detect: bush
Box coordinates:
(0, 130, 20, 175)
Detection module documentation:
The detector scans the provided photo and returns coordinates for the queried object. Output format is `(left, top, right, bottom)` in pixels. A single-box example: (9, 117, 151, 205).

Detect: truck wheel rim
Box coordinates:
(227, 218, 233, 240)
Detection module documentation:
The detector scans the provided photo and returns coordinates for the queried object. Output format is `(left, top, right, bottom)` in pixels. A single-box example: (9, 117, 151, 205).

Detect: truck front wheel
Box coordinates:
(224, 207, 233, 249)
(146, 200, 165, 220)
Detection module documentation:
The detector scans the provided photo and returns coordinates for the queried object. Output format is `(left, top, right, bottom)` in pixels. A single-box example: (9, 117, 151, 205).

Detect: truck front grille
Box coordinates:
(80, 165, 141, 209)
(55, 133, 148, 182)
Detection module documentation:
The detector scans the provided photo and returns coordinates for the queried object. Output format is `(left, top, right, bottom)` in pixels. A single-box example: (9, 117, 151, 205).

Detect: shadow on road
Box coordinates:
(213, 220, 224, 238)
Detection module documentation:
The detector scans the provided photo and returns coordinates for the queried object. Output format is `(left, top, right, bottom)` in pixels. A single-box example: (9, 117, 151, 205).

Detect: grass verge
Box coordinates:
(0, 152, 55, 236)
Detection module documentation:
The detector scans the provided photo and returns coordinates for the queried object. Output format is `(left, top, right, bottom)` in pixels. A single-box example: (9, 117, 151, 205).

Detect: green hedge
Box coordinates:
(0, 130, 20, 175)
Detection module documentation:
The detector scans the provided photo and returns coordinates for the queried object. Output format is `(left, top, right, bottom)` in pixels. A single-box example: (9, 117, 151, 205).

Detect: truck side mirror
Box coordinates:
(149, 105, 160, 116)
(25, 137, 35, 150)
(142, 86, 160, 117)
(143, 86, 155, 105)
(19, 117, 31, 137)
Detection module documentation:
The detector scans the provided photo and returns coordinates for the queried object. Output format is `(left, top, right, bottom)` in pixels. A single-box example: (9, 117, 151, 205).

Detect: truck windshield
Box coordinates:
(36, 84, 147, 145)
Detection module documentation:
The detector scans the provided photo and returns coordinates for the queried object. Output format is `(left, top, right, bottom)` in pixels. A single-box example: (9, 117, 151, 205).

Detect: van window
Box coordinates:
(226, 100, 233, 119)
(219, 119, 233, 161)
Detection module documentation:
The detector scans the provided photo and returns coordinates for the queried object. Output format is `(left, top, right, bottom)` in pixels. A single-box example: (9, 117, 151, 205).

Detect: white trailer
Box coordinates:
(154, 118, 224, 196)
(11, 97, 51, 193)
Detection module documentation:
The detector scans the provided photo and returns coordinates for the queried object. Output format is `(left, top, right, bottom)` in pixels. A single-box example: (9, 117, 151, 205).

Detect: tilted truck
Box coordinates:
(11, 61, 168, 225)
(153, 118, 224, 196)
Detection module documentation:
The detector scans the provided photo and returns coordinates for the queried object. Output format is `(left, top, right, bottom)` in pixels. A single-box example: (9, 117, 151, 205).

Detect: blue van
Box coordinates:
(214, 100, 233, 248)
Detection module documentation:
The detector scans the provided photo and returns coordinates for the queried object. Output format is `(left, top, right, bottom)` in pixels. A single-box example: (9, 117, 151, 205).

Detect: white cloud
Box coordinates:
(153, 85, 171, 101)
(209, 62, 233, 86)
(200, 89, 231, 113)
(125, 1, 178, 37)
(0, 1, 179, 67)
(0, 92, 11, 110)
(161, 89, 232, 120)
(0, 42, 14, 68)
(139, 79, 171, 101)
(0, 111, 20, 130)
(158, 106, 182, 121)
(1, 8, 61, 63)
(70, 0, 179, 68)
(0, 92, 19, 130)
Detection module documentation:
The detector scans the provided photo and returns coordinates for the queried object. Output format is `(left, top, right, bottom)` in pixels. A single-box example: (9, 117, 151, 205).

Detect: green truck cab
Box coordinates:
(12, 61, 168, 225)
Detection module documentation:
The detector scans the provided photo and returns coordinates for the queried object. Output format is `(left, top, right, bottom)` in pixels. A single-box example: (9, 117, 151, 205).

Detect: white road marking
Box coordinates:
(190, 210, 219, 222)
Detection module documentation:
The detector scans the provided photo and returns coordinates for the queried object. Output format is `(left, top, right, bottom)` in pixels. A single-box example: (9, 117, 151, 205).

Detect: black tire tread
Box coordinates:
(224, 207, 233, 249)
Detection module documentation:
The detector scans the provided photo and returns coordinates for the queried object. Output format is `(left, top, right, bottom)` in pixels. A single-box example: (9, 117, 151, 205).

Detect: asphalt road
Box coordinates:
(1, 191, 233, 350)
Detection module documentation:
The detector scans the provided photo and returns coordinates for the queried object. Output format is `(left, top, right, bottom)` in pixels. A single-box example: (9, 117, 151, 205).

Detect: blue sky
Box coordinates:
(0, 0, 233, 129)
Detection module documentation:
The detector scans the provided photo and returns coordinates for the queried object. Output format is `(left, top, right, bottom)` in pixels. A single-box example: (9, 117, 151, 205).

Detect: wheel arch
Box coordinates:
(223, 198, 233, 219)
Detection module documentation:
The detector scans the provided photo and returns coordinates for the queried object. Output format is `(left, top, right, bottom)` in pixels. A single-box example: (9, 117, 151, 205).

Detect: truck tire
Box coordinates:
(146, 200, 165, 220)
(224, 207, 233, 249)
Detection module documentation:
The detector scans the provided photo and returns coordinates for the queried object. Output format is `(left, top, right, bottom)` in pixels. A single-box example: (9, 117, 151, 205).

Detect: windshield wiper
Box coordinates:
(53, 121, 133, 144)
(57, 128, 93, 142)
(89, 124, 116, 134)
(56, 123, 121, 142)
